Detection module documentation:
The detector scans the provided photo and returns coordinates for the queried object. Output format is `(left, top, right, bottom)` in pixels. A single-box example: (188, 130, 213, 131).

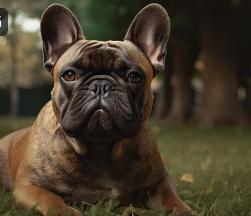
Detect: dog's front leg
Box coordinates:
(147, 176, 198, 216)
(13, 185, 81, 216)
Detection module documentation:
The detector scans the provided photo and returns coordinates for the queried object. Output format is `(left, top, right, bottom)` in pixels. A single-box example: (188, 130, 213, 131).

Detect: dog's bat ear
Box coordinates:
(40, 4, 85, 73)
(124, 4, 170, 76)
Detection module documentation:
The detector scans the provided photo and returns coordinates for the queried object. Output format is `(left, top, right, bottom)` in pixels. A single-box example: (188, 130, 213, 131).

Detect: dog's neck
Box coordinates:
(85, 141, 115, 161)
(64, 132, 134, 161)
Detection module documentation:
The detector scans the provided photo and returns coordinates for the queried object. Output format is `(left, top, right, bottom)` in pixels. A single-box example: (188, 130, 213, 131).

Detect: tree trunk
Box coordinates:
(166, 37, 197, 123)
(9, 11, 19, 117)
(151, 57, 172, 120)
(196, 0, 248, 125)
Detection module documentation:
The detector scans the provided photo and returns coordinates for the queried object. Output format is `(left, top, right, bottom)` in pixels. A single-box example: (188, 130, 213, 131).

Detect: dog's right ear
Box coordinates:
(41, 4, 85, 73)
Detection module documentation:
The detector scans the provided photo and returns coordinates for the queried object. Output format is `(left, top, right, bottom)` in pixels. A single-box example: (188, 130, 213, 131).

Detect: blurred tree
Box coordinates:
(195, 0, 249, 125)
(81, 0, 150, 40)
(152, 0, 200, 123)
(166, 37, 198, 123)
(2, 1, 20, 117)
(151, 55, 172, 120)
(1, 0, 49, 117)
(152, 0, 251, 125)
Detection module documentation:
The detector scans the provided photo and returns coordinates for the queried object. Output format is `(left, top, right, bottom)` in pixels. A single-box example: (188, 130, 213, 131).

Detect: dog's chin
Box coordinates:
(62, 109, 141, 141)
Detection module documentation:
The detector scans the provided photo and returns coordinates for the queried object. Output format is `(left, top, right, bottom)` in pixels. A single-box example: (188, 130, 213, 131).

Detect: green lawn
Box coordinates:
(0, 116, 251, 215)
(0, 116, 35, 138)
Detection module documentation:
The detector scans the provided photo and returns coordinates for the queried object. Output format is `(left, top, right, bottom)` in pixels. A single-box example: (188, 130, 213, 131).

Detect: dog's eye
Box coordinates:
(63, 70, 76, 82)
(128, 72, 141, 83)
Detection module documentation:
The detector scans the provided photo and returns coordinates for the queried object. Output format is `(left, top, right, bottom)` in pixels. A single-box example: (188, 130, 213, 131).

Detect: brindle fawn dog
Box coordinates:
(0, 3, 197, 216)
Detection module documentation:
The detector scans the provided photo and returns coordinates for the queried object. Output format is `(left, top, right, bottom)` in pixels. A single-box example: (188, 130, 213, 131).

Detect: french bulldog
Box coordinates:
(0, 3, 197, 216)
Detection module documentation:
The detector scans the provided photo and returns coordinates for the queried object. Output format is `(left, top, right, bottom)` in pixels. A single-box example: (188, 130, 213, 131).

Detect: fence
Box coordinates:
(0, 85, 52, 116)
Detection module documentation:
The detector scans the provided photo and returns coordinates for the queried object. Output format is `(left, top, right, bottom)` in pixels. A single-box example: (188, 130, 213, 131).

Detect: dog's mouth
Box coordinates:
(60, 76, 141, 140)
(83, 108, 126, 140)
(87, 108, 113, 131)
(92, 108, 107, 117)
(63, 106, 139, 140)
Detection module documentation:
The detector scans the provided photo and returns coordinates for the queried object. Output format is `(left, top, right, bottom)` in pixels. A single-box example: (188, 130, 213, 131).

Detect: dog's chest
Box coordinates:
(60, 170, 124, 203)
(30, 151, 149, 204)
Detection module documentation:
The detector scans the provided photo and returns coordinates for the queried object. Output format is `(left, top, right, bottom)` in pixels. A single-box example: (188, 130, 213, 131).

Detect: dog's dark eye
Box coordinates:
(128, 72, 141, 83)
(63, 70, 76, 82)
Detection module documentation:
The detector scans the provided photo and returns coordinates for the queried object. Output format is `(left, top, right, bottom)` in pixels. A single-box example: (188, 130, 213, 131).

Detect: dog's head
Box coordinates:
(40, 4, 170, 141)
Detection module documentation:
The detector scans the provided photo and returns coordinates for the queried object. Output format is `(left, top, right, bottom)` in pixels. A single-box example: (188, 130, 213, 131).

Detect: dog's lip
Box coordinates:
(83, 107, 139, 138)
(94, 108, 105, 113)
(90, 108, 108, 120)
(90, 107, 108, 117)
(89, 107, 140, 136)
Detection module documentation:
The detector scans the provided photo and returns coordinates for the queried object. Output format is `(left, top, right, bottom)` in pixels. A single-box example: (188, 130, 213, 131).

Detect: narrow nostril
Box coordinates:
(104, 83, 114, 92)
(104, 84, 108, 92)
(89, 83, 97, 91)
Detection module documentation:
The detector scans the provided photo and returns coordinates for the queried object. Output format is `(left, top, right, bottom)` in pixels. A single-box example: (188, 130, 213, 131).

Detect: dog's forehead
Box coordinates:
(54, 40, 153, 79)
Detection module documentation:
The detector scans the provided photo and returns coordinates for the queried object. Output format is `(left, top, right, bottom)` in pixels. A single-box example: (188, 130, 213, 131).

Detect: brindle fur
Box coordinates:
(0, 3, 197, 216)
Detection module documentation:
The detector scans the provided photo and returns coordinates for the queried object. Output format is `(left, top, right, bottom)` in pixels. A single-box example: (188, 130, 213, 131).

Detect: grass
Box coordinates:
(0, 116, 35, 138)
(0, 116, 251, 215)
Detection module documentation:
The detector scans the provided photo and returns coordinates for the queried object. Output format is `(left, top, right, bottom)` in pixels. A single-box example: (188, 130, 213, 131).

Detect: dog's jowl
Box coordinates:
(0, 4, 197, 216)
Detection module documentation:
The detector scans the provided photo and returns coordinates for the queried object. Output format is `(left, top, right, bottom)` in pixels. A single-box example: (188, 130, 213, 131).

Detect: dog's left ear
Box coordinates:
(40, 4, 85, 73)
(124, 4, 170, 76)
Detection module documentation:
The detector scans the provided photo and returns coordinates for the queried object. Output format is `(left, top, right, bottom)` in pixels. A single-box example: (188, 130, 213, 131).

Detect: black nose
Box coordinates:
(88, 80, 115, 96)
